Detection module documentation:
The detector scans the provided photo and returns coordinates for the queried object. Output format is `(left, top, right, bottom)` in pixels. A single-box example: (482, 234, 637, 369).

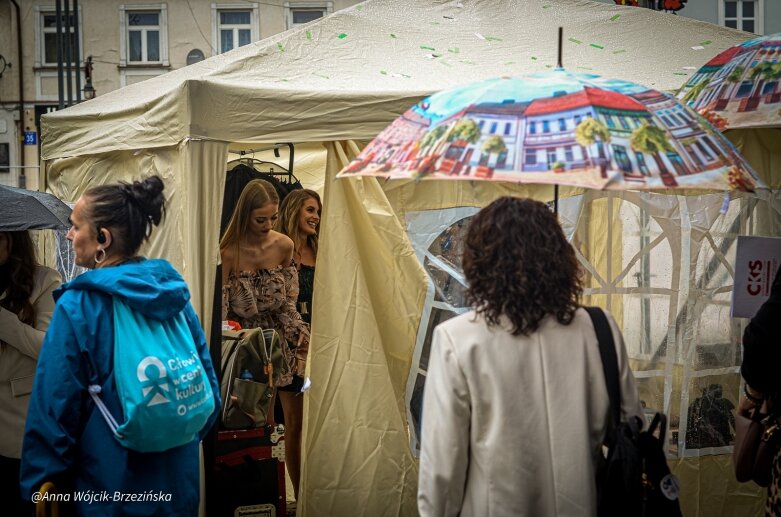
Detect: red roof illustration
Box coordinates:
(704, 46, 743, 67)
(525, 87, 645, 116)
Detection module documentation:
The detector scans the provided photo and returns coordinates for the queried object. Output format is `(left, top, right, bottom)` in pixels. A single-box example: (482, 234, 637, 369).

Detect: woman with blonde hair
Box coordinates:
(221, 180, 310, 499)
(275, 189, 321, 498)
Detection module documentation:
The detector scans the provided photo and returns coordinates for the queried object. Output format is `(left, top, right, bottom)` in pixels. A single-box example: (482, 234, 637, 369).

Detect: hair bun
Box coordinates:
(123, 175, 166, 227)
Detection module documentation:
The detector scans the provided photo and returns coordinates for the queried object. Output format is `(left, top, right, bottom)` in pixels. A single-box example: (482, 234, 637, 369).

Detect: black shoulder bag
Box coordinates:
(584, 307, 682, 517)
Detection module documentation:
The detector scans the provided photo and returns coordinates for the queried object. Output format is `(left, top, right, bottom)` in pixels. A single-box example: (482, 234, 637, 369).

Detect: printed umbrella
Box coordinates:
(0, 185, 72, 231)
(677, 32, 781, 130)
(337, 69, 764, 193)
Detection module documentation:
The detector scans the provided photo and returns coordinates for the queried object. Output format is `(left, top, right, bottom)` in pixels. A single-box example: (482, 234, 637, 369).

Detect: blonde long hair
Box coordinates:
(220, 179, 279, 252)
(276, 189, 321, 259)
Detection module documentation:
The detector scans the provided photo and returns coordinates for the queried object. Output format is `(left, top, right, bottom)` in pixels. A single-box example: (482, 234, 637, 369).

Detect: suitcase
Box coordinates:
(214, 426, 287, 517)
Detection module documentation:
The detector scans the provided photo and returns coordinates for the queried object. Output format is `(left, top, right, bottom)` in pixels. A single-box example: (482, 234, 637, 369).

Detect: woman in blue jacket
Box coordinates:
(21, 175, 220, 516)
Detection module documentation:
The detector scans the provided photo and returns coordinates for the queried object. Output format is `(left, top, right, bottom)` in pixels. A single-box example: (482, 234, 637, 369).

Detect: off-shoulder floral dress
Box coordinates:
(222, 264, 310, 387)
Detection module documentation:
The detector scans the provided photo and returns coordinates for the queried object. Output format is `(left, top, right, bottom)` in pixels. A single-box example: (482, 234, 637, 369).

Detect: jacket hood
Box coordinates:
(56, 258, 191, 320)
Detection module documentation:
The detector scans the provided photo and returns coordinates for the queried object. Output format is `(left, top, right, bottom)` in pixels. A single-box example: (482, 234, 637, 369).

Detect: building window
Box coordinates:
(525, 148, 537, 165)
(35, 7, 84, 68)
(529, 121, 537, 135)
(574, 114, 583, 125)
(41, 12, 78, 66)
(542, 120, 550, 133)
(564, 146, 574, 162)
(478, 120, 485, 130)
(186, 49, 205, 65)
(212, 4, 260, 56)
(0, 143, 9, 174)
(635, 152, 649, 175)
(504, 123, 512, 136)
(546, 148, 557, 166)
(720, 0, 763, 34)
(618, 116, 630, 130)
(285, 2, 333, 30)
(558, 118, 566, 132)
(218, 11, 251, 53)
(489, 122, 498, 134)
(119, 5, 168, 66)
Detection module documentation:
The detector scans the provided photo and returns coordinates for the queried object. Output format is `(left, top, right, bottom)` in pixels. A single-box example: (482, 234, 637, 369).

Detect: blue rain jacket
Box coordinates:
(20, 258, 220, 516)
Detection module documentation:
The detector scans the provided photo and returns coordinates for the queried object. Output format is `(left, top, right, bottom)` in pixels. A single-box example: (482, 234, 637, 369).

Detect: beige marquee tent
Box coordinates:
(40, 0, 780, 515)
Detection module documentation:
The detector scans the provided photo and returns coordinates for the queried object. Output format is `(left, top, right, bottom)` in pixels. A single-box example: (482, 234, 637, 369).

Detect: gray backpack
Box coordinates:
(219, 328, 290, 429)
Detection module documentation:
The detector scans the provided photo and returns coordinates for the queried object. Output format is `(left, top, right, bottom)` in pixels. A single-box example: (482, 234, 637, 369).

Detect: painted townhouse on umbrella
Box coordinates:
(682, 35, 781, 114)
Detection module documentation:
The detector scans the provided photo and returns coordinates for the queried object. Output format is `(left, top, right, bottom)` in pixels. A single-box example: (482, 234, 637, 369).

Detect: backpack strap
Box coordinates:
(584, 306, 621, 427)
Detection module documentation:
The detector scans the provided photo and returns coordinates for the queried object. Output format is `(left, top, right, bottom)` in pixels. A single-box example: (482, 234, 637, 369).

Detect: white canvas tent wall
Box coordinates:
(39, 1, 777, 515)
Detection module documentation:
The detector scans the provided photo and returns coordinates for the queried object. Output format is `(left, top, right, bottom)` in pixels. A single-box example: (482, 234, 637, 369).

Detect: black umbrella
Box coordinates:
(0, 185, 72, 231)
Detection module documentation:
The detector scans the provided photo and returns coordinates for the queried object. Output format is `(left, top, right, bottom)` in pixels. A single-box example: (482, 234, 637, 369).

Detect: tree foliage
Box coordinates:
(449, 118, 481, 144)
(481, 135, 507, 154)
(575, 117, 611, 147)
(630, 123, 675, 155)
(420, 125, 446, 150)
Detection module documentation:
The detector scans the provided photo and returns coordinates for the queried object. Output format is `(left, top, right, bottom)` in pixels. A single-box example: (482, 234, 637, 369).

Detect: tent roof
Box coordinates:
(42, 0, 752, 160)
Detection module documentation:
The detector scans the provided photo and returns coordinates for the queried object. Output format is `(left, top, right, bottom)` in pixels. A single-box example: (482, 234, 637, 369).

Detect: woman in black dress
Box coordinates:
(276, 189, 321, 500)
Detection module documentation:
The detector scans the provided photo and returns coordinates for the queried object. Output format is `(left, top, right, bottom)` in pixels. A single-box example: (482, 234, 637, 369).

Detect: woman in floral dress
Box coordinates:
(220, 179, 310, 498)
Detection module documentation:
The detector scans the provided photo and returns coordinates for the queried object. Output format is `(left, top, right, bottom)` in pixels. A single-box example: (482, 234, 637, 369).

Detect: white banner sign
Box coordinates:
(731, 236, 781, 318)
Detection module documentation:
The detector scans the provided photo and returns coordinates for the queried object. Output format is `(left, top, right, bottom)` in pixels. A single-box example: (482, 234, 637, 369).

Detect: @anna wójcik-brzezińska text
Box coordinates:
(32, 490, 173, 504)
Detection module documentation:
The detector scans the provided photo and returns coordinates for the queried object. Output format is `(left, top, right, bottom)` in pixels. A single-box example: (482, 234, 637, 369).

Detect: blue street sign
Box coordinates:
(24, 131, 37, 145)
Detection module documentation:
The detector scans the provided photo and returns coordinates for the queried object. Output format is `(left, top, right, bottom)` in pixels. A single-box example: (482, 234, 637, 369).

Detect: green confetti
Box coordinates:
(700, 40, 712, 45)
(448, 47, 460, 54)
(673, 72, 688, 76)
(356, 5, 362, 9)
(277, 43, 285, 52)
(613, 49, 627, 54)
(543, 4, 551, 8)
(484, 35, 503, 42)
(380, 70, 388, 75)
(568, 37, 582, 44)
(531, 56, 538, 60)
(590, 43, 604, 49)
(430, 21, 440, 26)
(504, 61, 516, 65)
(313, 72, 330, 79)
(337, 33, 347, 39)
(306, 31, 312, 40)
(390, 33, 397, 39)
(577, 66, 594, 70)
(610, 14, 620, 21)
(545, 64, 553, 68)
(420, 45, 436, 51)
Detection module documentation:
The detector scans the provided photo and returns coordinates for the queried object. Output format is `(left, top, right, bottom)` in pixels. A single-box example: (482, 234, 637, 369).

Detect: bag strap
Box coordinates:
(584, 307, 621, 427)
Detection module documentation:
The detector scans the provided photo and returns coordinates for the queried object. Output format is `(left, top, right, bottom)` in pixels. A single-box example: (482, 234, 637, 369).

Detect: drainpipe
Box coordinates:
(10, 0, 25, 187)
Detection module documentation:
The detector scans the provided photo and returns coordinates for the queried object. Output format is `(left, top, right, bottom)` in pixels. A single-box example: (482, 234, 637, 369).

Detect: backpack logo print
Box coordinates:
(137, 356, 171, 406)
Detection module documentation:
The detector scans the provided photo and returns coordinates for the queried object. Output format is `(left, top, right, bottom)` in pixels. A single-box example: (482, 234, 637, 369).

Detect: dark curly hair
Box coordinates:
(463, 197, 582, 336)
(0, 231, 38, 325)
(83, 175, 166, 257)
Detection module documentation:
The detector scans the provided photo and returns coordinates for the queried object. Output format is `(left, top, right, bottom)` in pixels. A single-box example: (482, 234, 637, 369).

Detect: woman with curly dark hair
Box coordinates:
(417, 197, 642, 517)
(0, 231, 61, 515)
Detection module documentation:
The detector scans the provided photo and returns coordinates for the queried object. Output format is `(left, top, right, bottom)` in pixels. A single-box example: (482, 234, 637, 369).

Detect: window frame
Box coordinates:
(34, 5, 84, 68)
(119, 4, 169, 67)
(719, 0, 764, 35)
(211, 3, 260, 55)
(284, 1, 333, 30)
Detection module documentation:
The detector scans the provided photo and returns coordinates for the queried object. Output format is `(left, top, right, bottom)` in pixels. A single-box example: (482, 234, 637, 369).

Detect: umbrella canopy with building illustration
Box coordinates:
(677, 33, 781, 130)
(337, 70, 764, 192)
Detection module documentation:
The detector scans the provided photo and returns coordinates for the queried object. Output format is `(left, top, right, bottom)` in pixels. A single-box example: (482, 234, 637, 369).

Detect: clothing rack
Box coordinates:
(227, 143, 295, 183)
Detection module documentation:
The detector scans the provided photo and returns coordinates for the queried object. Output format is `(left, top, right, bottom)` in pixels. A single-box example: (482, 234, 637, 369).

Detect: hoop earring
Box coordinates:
(94, 248, 106, 265)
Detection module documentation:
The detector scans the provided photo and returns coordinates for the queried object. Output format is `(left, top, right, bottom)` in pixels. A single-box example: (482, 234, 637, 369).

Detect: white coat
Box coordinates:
(0, 265, 61, 458)
(418, 308, 643, 517)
